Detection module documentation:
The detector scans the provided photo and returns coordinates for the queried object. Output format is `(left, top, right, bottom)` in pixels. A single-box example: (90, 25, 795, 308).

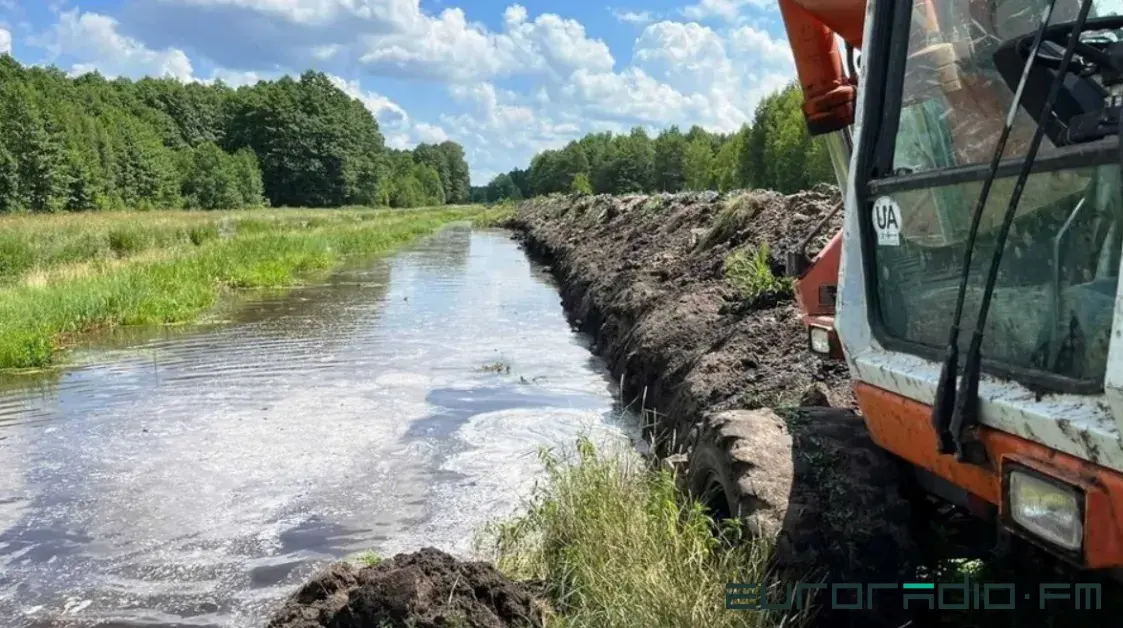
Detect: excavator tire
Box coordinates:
(686, 406, 917, 627)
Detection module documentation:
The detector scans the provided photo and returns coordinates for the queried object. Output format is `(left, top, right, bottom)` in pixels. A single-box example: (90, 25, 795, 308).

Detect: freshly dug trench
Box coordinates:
(266, 547, 546, 628)
(509, 186, 854, 444)
(509, 188, 918, 623)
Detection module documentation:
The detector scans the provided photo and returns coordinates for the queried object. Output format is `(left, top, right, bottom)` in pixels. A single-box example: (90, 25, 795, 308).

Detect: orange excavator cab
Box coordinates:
(783, 0, 1123, 574)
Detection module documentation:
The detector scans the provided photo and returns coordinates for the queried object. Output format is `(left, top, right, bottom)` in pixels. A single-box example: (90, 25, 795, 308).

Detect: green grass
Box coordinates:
(351, 550, 384, 568)
(478, 437, 797, 628)
(471, 201, 519, 228)
(702, 192, 766, 249)
(0, 206, 484, 370)
(723, 243, 792, 305)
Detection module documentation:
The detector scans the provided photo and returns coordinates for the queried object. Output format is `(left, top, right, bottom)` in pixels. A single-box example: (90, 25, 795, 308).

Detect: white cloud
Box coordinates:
(129, 1, 613, 84)
(0, 27, 10, 55)
(505, 8, 615, 76)
(727, 24, 792, 64)
(545, 20, 792, 134)
(327, 74, 448, 149)
(441, 81, 602, 182)
(39, 9, 194, 80)
(311, 43, 341, 60)
(610, 8, 655, 25)
(358, 7, 521, 81)
(565, 67, 700, 124)
(203, 68, 272, 87)
(150, 0, 359, 24)
(680, 0, 769, 23)
(414, 122, 449, 144)
(633, 21, 734, 94)
(358, 4, 613, 82)
(428, 15, 795, 182)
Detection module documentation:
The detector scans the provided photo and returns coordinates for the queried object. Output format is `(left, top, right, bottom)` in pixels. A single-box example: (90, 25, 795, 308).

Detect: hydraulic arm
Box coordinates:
(777, 0, 866, 135)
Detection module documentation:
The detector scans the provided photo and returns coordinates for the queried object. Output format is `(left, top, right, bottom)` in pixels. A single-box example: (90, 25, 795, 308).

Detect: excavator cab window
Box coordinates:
(866, 0, 1123, 388)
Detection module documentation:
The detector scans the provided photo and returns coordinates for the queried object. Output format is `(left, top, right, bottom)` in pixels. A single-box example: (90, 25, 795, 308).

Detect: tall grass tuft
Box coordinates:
(723, 243, 792, 306)
(479, 437, 793, 628)
(702, 192, 767, 249)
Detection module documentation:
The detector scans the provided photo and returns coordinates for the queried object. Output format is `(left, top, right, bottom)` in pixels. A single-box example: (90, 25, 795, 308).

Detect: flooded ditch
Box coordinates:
(0, 224, 640, 627)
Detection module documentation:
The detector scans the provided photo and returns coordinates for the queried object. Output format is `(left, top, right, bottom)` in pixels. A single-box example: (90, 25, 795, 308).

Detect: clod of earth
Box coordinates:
(266, 548, 546, 628)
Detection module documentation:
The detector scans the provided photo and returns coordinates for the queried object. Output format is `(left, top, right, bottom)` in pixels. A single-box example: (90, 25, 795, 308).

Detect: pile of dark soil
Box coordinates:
(267, 548, 545, 628)
(508, 185, 851, 450)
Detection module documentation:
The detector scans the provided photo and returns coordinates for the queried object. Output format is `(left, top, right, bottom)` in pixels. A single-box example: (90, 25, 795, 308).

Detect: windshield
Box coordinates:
(872, 0, 1123, 385)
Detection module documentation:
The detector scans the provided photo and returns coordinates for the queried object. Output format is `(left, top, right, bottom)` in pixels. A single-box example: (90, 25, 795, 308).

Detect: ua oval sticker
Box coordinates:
(872, 196, 901, 246)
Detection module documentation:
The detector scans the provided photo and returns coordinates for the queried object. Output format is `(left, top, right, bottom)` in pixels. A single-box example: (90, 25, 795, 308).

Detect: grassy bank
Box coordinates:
(0, 206, 483, 370)
(470, 201, 519, 228)
(478, 438, 796, 628)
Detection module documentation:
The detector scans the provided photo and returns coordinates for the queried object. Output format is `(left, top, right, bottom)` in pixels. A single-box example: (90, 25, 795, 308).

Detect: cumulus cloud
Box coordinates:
(204, 68, 272, 87)
(609, 8, 655, 26)
(543, 20, 792, 133)
(427, 15, 795, 181)
(40, 9, 194, 80)
(727, 24, 793, 64)
(414, 122, 449, 144)
(441, 81, 604, 182)
(0, 27, 10, 55)
(357, 4, 614, 82)
(327, 74, 449, 149)
(120, 0, 614, 84)
(680, 0, 770, 23)
(633, 21, 734, 94)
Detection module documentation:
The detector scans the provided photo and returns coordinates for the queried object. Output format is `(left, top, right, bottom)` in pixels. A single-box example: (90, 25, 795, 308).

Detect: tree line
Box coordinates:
(0, 54, 470, 212)
(472, 83, 836, 203)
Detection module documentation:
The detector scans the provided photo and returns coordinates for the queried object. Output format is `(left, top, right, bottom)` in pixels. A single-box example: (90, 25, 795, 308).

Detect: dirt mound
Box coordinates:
(266, 548, 545, 628)
(509, 185, 851, 451)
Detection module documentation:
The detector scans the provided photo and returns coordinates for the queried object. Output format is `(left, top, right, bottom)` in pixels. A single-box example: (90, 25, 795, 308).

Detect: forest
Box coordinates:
(473, 83, 836, 203)
(0, 51, 832, 214)
(0, 54, 470, 212)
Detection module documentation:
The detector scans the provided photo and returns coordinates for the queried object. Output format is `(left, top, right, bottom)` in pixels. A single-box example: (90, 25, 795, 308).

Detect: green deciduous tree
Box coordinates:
(653, 126, 687, 192)
(486, 173, 520, 202)
(571, 172, 593, 195)
(683, 135, 714, 191)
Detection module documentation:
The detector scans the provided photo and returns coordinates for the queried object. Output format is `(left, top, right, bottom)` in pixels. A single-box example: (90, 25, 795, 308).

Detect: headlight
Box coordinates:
(1008, 469, 1083, 552)
(809, 326, 832, 355)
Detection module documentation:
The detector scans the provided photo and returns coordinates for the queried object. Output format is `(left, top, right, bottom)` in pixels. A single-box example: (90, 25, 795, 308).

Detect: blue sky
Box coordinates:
(0, 0, 796, 184)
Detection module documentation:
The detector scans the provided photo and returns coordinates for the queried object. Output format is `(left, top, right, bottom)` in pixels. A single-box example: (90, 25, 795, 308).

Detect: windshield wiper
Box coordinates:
(938, 0, 1096, 465)
(931, 0, 1061, 460)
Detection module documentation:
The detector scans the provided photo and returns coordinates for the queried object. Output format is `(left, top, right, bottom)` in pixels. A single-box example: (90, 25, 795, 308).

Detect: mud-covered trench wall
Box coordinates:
(507, 185, 852, 454)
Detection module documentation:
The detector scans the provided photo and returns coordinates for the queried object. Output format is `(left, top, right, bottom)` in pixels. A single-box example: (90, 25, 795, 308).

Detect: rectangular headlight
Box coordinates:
(1008, 469, 1083, 552)
(809, 326, 832, 355)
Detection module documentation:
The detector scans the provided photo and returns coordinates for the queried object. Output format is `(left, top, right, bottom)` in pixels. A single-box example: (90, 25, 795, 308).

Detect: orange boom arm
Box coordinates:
(777, 0, 866, 134)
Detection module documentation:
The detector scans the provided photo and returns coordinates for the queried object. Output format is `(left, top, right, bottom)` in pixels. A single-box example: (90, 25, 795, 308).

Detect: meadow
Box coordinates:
(0, 206, 484, 370)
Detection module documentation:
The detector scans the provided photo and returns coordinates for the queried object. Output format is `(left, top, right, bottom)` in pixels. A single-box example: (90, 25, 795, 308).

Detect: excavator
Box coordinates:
(779, 0, 1123, 578)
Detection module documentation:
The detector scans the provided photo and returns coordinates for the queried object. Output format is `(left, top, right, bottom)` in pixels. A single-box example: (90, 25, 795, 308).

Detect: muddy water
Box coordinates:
(0, 225, 640, 628)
